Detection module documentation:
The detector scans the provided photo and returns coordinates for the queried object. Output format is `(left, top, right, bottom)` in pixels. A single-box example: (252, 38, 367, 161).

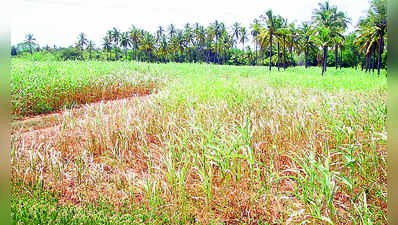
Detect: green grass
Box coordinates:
(11, 59, 387, 224)
(11, 59, 386, 118)
(11, 183, 195, 225)
(11, 59, 162, 117)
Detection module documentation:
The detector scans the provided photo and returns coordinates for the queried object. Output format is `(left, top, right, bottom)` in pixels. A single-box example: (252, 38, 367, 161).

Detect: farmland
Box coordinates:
(10, 58, 387, 224)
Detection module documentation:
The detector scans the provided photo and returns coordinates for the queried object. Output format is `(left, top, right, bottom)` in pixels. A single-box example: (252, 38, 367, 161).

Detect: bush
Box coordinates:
(56, 48, 83, 61)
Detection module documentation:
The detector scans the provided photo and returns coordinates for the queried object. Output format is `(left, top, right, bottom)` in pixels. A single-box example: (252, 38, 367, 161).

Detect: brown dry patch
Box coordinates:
(10, 87, 387, 224)
(11, 95, 152, 135)
(11, 94, 158, 206)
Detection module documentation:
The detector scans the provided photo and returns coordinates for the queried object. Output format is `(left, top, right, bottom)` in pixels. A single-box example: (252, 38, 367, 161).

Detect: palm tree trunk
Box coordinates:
(305, 49, 307, 68)
(366, 53, 369, 72)
(134, 45, 137, 61)
(277, 42, 280, 71)
(115, 45, 118, 61)
(290, 47, 294, 67)
(283, 37, 286, 69)
(372, 48, 376, 73)
(335, 44, 338, 70)
(215, 36, 218, 63)
(325, 47, 328, 72)
(322, 46, 327, 76)
(339, 49, 342, 69)
(377, 33, 383, 75)
(368, 53, 371, 73)
(255, 41, 258, 66)
(269, 33, 272, 71)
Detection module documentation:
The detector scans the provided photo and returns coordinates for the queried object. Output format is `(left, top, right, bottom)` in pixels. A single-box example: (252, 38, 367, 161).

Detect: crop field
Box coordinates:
(11, 59, 387, 224)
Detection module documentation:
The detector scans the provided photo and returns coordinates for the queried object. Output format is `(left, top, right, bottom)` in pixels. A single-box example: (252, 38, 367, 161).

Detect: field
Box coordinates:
(11, 59, 387, 224)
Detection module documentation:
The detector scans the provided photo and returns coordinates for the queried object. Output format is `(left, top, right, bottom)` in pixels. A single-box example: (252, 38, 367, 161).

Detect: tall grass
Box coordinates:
(11, 60, 387, 224)
(11, 59, 164, 117)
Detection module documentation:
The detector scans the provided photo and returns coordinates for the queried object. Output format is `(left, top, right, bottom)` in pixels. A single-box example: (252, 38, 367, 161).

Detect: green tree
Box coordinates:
(102, 36, 112, 60)
(77, 32, 88, 58)
(313, 1, 351, 73)
(111, 27, 121, 60)
(298, 22, 317, 68)
(232, 22, 241, 49)
(257, 10, 281, 71)
(355, 0, 386, 74)
(239, 27, 248, 51)
(210, 20, 221, 63)
(120, 32, 132, 60)
(140, 32, 155, 62)
(251, 19, 261, 65)
(312, 26, 333, 75)
(87, 40, 95, 60)
(129, 26, 141, 61)
(24, 33, 36, 55)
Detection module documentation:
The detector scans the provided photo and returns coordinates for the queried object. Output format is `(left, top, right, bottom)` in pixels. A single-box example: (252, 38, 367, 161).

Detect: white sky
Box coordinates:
(11, 0, 371, 47)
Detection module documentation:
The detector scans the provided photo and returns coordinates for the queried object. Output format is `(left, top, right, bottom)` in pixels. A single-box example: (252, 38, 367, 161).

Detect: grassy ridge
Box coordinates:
(11, 59, 162, 117)
(11, 60, 387, 223)
(11, 59, 386, 118)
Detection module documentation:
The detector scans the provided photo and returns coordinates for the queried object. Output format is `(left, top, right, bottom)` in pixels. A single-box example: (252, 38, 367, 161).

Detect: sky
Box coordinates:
(11, 0, 371, 47)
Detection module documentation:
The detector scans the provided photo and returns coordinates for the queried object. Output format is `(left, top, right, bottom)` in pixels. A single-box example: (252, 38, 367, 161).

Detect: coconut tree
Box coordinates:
(184, 23, 194, 61)
(313, 1, 351, 73)
(106, 30, 113, 59)
(286, 22, 300, 67)
(102, 36, 112, 60)
(175, 30, 186, 62)
(156, 26, 164, 42)
(24, 33, 36, 55)
(111, 27, 121, 60)
(312, 26, 333, 75)
(218, 29, 231, 64)
(120, 32, 132, 60)
(140, 32, 155, 61)
(251, 19, 261, 65)
(257, 9, 280, 71)
(355, 0, 387, 75)
(196, 25, 207, 62)
(210, 20, 221, 63)
(129, 26, 141, 61)
(239, 27, 248, 51)
(277, 18, 289, 69)
(232, 22, 241, 48)
(331, 10, 350, 70)
(298, 22, 317, 68)
(87, 40, 95, 60)
(331, 31, 344, 69)
(158, 35, 168, 62)
(271, 16, 285, 71)
(168, 24, 176, 40)
(77, 32, 88, 58)
(354, 20, 379, 73)
(372, 0, 387, 75)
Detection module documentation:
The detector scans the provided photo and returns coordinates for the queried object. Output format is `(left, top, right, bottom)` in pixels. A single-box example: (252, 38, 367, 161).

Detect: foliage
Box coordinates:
(11, 1, 387, 73)
(11, 59, 387, 223)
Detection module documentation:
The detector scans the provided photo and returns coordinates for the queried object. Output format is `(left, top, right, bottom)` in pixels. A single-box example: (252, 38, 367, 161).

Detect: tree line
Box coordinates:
(13, 0, 386, 75)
